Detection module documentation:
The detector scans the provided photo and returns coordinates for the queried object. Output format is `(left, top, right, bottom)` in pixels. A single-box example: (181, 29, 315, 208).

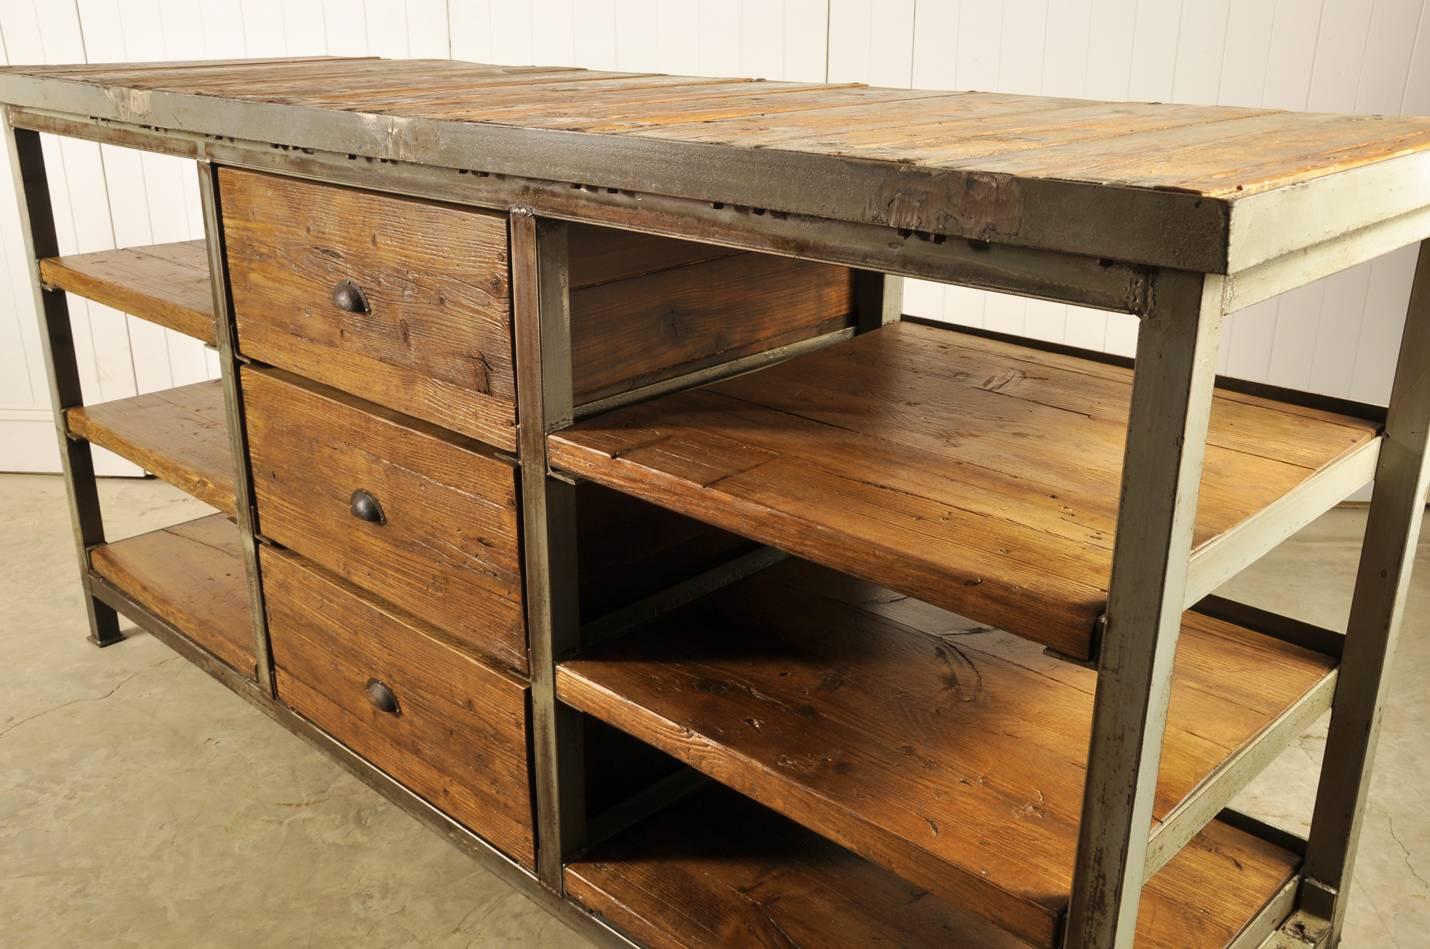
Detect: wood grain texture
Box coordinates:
(39, 240, 214, 343)
(243, 367, 526, 674)
(566, 783, 1030, 949)
(19, 58, 1430, 199)
(66, 380, 235, 515)
(570, 244, 854, 403)
(550, 322, 1379, 659)
(221, 168, 517, 451)
(90, 514, 254, 676)
(557, 558, 1320, 947)
(263, 547, 535, 868)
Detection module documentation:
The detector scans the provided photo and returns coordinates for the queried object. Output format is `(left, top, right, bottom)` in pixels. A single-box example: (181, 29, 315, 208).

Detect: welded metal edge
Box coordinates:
(1185, 437, 1383, 605)
(86, 571, 636, 949)
(5, 106, 1153, 314)
(197, 160, 275, 697)
(1227, 149, 1430, 274)
(1144, 670, 1337, 878)
(0, 71, 1232, 272)
(1234, 877, 1303, 949)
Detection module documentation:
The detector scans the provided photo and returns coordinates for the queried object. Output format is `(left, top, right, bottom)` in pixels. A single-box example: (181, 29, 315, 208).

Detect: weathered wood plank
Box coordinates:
(243, 367, 527, 674)
(550, 322, 1378, 659)
(90, 514, 254, 675)
(558, 558, 1315, 947)
(40, 240, 214, 343)
(66, 380, 235, 515)
(264, 547, 535, 867)
(221, 168, 517, 452)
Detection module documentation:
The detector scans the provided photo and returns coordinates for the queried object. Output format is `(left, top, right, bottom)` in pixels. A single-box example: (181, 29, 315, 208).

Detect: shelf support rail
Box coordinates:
(1064, 269, 1228, 948)
(196, 160, 275, 696)
(3, 110, 120, 646)
(512, 209, 588, 890)
(1293, 237, 1430, 946)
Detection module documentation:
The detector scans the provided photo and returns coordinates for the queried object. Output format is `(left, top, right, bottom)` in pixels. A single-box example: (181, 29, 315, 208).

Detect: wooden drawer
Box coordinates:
(243, 366, 527, 673)
(220, 168, 517, 452)
(262, 546, 534, 868)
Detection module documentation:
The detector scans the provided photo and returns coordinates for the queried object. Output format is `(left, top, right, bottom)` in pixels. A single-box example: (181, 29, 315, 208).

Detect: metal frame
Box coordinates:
(1063, 269, 1229, 946)
(1298, 239, 1430, 944)
(195, 160, 275, 696)
(8, 61, 1430, 949)
(510, 210, 586, 890)
(4, 115, 119, 647)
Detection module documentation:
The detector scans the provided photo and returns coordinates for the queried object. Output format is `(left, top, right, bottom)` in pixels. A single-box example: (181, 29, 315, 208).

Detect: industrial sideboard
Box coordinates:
(4, 57, 1429, 949)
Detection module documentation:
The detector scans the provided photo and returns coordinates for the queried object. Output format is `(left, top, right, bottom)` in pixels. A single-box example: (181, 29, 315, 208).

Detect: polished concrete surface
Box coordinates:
(1, 472, 1426, 947)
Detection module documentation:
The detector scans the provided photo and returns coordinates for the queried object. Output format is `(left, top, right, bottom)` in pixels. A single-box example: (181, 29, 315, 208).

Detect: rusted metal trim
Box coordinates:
(3, 106, 1156, 311)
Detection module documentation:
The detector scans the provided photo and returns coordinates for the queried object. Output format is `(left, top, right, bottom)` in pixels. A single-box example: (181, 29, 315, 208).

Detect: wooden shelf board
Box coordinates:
(556, 558, 1327, 947)
(566, 782, 1031, 949)
(90, 514, 254, 676)
(40, 239, 215, 344)
(549, 321, 1380, 660)
(568, 783, 1295, 949)
(67, 380, 236, 516)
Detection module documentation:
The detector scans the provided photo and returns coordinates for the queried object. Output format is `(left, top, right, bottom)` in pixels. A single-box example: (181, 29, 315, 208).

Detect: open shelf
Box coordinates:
(90, 514, 254, 676)
(66, 380, 236, 516)
(39, 239, 215, 344)
(556, 558, 1330, 947)
(567, 782, 1029, 948)
(568, 782, 1295, 949)
(549, 321, 1380, 661)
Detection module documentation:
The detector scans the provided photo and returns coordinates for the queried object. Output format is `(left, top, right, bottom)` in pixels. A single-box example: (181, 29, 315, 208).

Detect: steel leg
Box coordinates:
(1064, 270, 1227, 947)
(512, 210, 586, 889)
(1298, 238, 1430, 945)
(4, 113, 120, 646)
(196, 160, 274, 694)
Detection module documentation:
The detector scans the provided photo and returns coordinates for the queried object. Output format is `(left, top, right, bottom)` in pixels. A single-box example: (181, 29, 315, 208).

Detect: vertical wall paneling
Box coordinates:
(3, 0, 1428, 473)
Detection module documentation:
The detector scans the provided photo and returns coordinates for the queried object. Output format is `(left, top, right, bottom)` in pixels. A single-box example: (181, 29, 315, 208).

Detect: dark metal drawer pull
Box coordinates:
(349, 489, 385, 524)
(365, 678, 400, 715)
(331, 279, 370, 314)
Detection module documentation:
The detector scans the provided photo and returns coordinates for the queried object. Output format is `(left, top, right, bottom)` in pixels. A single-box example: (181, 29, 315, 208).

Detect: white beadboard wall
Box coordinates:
(1, 0, 1427, 474)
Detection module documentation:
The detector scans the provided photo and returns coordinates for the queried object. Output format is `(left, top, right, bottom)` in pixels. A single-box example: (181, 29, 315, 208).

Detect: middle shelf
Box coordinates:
(557, 557, 1333, 947)
(550, 320, 1380, 661)
(66, 380, 236, 517)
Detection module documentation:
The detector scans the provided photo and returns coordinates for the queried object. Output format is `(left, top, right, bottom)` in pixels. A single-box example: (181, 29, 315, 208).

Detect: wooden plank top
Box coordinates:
(66, 380, 235, 516)
(4, 57, 1428, 272)
(39, 240, 215, 344)
(558, 558, 1316, 947)
(550, 322, 1379, 661)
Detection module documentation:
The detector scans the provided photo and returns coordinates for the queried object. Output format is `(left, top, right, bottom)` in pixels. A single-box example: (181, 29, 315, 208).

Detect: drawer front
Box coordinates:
(243, 366, 527, 674)
(220, 168, 517, 452)
(262, 547, 535, 867)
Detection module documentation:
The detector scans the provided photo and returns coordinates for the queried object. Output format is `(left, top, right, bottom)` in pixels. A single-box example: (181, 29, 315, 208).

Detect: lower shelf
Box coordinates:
(567, 782, 1029, 948)
(558, 558, 1321, 947)
(90, 514, 254, 676)
(568, 782, 1294, 949)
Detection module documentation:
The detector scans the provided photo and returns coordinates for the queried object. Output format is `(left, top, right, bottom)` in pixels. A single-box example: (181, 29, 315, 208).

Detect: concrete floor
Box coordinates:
(1, 472, 1426, 948)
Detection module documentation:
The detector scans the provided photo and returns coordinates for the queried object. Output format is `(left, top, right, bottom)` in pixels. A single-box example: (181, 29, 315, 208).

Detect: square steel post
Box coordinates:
(1064, 269, 1227, 947)
(4, 112, 120, 646)
(196, 160, 275, 695)
(1296, 238, 1430, 945)
(511, 209, 586, 889)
